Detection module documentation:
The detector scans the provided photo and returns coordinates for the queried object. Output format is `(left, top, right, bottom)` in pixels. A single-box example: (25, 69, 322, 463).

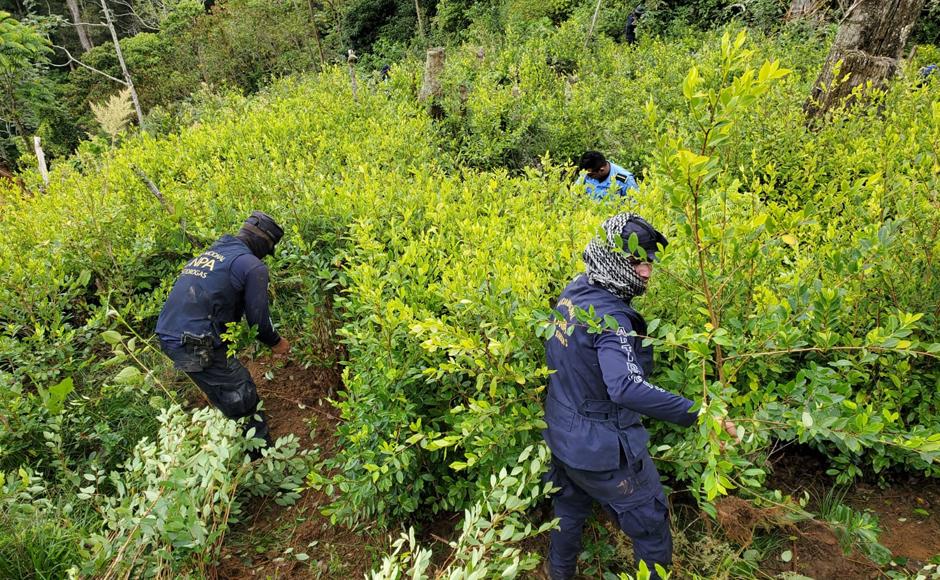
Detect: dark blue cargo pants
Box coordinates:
(546, 452, 672, 580)
(161, 342, 271, 446)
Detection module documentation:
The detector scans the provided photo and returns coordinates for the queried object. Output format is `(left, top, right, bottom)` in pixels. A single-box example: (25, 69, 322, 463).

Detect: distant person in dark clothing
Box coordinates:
(625, 4, 644, 45)
(156, 211, 290, 458)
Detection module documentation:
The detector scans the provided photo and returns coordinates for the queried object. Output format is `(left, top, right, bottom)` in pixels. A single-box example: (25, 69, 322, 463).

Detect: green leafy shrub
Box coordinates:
(0, 11, 59, 167)
(76, 404, 309, 577)
(0, 469, 85, 580)
(368, 444, 557, 578)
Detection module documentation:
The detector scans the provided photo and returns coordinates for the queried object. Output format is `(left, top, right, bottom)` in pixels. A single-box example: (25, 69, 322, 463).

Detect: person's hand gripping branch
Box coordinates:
(720, 417, 742, 451)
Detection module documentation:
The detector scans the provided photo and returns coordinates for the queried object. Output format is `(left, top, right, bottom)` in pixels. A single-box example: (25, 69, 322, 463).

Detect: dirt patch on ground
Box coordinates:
(764, 446, 940, 578)
(759, 517, 883, 580)
(245, 356, 341, 448)
(848, 479, 940, 564)
(214, 356, 387, 579)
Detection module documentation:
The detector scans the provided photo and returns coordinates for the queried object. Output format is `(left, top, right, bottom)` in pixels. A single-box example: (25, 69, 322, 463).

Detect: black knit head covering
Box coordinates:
(236, 211, 284, 258)
(583, 213, 668, 301)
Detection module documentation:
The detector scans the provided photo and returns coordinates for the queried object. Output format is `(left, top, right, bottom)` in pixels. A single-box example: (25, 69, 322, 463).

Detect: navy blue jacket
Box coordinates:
(156, 235, 281, 349)
(543, 275, 696, 471)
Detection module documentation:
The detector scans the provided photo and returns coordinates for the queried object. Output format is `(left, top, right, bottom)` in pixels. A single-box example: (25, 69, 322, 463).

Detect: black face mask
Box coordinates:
(236, 211, 283, 258)
(236, 228, 274, 258)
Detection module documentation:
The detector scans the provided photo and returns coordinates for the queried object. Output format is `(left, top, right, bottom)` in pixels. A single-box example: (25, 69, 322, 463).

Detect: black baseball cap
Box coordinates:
(618, 215, 668, 261)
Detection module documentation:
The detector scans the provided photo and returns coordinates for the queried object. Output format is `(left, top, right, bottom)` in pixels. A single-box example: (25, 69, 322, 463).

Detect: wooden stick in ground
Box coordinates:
(347, 49, 359, 102)
(130, 164, 199, 248)
(584, 0, 603, 49)
(33, 136, 49, 186)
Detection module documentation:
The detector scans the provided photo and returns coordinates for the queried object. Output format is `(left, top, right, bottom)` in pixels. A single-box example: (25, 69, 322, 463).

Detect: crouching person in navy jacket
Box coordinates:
(156, 211, 290, 460)
(542, 213, 736, 579)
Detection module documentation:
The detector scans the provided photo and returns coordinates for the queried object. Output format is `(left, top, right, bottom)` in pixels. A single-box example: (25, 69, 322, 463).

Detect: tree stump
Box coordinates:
(418, 47, 445, 102)
(805, 0, 925, 119)
(785, 0, 824, 22)
(419, 47, 445, 119)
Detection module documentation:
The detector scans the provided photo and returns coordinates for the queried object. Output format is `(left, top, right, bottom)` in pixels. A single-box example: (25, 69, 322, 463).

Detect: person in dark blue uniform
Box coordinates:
(624, 3, 644, 45)
(579, 151, 639, 201)
(542, 213, 736, 579)
(156, 211, 290, 458)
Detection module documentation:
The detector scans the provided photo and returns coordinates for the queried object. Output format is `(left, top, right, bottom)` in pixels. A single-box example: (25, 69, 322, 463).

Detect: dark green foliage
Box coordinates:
(344, 0, 417, 53)
(912, 0, 940, 44)
(0, 11, 59, 166)
(0, 510, 85, 580)
(639, 0, 788, 35)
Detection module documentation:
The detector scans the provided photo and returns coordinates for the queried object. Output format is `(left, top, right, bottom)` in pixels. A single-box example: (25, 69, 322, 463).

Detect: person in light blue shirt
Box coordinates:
(579, 150, 639, 200)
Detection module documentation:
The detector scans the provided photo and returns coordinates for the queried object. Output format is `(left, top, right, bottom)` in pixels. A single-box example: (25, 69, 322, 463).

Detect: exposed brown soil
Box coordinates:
(849, 480, 940, 564)
(214, 355, 386, 579)
(762, 447, 940, 579)
(758, 517, 883, 580)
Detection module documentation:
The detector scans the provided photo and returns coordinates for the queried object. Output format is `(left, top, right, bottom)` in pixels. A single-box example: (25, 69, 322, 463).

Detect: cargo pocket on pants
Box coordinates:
(615, 495, 669, 539)
(167, 347, 206, 373)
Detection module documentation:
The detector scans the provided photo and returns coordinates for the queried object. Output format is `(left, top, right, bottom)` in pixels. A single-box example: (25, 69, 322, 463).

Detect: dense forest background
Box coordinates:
(4, 0, 940, 172)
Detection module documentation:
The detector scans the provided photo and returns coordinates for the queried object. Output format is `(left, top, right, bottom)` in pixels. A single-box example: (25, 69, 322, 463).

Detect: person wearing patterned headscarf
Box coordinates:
(541, 213, 736, 580)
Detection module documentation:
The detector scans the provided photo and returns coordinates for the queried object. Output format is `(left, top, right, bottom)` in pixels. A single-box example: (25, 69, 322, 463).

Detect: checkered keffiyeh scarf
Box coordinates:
(583, 213, 648, 300)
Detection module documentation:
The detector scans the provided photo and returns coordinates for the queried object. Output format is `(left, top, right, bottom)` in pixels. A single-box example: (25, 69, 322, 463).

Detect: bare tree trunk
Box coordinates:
(66, 0, 94, 51)
(414, 0, 426, 40)
(100, 0, 145, 127)
(805, 0, 925, 119)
